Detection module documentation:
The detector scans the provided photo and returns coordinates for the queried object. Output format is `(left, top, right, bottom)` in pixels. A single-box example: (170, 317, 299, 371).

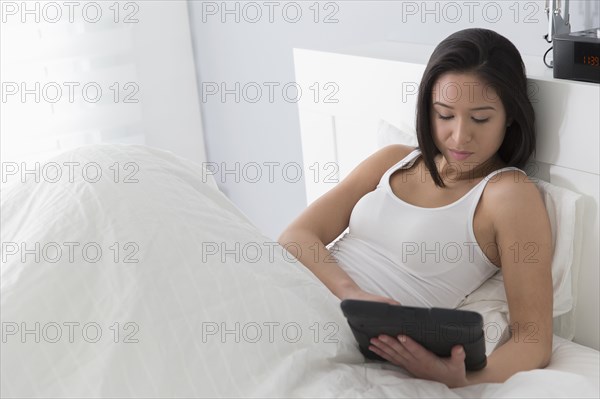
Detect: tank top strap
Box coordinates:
(467, 166, 528, 214)
(376, 148, 421, 188)
(482, 165, 528, 183)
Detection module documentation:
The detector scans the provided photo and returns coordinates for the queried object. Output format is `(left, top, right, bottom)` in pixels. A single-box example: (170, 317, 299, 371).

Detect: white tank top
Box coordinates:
(329, 148, 527, 308)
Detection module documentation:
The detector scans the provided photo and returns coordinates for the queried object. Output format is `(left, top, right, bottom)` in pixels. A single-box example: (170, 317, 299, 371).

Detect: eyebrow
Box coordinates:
(433, 101, 496, 111)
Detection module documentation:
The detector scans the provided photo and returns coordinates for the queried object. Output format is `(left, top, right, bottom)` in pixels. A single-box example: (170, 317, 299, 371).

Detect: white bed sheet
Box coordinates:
(1, 144, 598, 398)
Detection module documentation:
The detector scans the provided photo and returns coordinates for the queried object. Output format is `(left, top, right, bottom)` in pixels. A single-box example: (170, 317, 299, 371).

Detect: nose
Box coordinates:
(452, 117, 472, 145)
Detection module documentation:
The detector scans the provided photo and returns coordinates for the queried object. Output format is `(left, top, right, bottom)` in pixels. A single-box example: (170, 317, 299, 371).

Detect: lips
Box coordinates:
(449, 149, 473, 161)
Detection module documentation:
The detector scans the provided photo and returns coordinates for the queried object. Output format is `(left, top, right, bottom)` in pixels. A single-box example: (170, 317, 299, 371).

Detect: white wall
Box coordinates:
(187, 0, 598, 239)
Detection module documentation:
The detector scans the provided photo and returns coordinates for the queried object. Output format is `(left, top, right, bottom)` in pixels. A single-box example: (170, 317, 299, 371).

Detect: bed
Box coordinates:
(1, 143, 598, 398)
(1, 44, 599, 397)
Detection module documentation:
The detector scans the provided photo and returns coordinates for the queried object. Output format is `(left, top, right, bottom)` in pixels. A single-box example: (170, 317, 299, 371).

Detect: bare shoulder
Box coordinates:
(484, 170, 550, 236)
(324, 143, 417, 213)
(485, 170, 545, 208)
(278, 144, 416, 245)
(380, 143, 417, 159)
(359, 144, 416, 177)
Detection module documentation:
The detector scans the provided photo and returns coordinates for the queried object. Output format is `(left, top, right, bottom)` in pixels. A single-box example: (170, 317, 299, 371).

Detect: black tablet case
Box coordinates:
(340, 299, 487, 371)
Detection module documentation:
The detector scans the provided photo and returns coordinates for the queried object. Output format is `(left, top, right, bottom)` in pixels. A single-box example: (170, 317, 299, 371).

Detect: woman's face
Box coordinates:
(430, 72, 510, 176)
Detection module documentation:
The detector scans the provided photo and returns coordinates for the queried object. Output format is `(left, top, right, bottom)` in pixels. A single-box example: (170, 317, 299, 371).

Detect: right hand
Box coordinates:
(340, 287, 401, 306)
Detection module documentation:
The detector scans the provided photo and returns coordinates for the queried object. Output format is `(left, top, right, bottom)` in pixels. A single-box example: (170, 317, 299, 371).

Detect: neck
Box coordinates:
(434, 153, 504, 185)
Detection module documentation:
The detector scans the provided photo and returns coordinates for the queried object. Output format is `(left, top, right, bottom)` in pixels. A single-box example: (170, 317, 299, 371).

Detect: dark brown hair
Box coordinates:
(416, 28, 536, 188)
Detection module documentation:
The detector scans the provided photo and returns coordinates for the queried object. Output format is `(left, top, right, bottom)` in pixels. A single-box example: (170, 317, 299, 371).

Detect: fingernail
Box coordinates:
(399, 335, 406, 343)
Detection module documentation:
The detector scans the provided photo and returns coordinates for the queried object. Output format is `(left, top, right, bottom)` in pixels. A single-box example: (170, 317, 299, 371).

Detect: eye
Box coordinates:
(435, 112, 489, 123)
(437, 113, 453, 120)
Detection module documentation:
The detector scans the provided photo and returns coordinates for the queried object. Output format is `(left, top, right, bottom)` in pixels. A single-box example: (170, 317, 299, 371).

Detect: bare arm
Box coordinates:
(278, 228, 361, 299)
(278, 144, 414, 302)
(465, 171, 554, 385)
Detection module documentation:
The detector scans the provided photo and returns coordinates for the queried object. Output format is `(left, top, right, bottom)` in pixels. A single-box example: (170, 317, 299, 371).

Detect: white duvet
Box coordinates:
(1, 144, 598, 398)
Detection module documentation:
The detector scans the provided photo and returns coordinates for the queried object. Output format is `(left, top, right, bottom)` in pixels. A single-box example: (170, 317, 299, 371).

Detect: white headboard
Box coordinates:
(293, 41, 599, 350)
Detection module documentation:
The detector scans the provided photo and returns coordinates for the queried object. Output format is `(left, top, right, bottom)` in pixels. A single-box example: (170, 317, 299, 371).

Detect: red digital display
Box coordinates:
(574, 42, 600, 67)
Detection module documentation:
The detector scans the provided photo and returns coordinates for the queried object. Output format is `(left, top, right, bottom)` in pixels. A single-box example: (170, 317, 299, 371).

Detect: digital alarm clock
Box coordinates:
(553, 27, 600, 84)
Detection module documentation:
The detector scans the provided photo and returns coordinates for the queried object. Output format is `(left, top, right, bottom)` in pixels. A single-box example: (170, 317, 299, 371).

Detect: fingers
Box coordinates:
(369, 335, 415, 365)
(400, 338, 466, 371)
(370, 336, 468, 386)
(451, 345, 465, 364)
(396, 334, 431, 360)
(370, 335, 463, 369)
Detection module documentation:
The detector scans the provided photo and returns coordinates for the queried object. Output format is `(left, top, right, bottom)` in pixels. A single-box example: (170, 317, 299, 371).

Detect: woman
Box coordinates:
(278, 28, 553, 388)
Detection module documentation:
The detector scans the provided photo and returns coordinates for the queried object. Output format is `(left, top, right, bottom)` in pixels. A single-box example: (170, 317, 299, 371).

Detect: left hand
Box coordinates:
(369, 334, 469, 388)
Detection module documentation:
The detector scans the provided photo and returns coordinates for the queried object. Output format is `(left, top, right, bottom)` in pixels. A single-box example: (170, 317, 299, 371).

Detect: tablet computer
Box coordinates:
(340, 299, 487, 371)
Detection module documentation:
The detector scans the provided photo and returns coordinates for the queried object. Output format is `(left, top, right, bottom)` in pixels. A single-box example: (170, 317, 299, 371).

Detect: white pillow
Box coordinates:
(454, 283, 511, 356)
(376, 119, 418, 148)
